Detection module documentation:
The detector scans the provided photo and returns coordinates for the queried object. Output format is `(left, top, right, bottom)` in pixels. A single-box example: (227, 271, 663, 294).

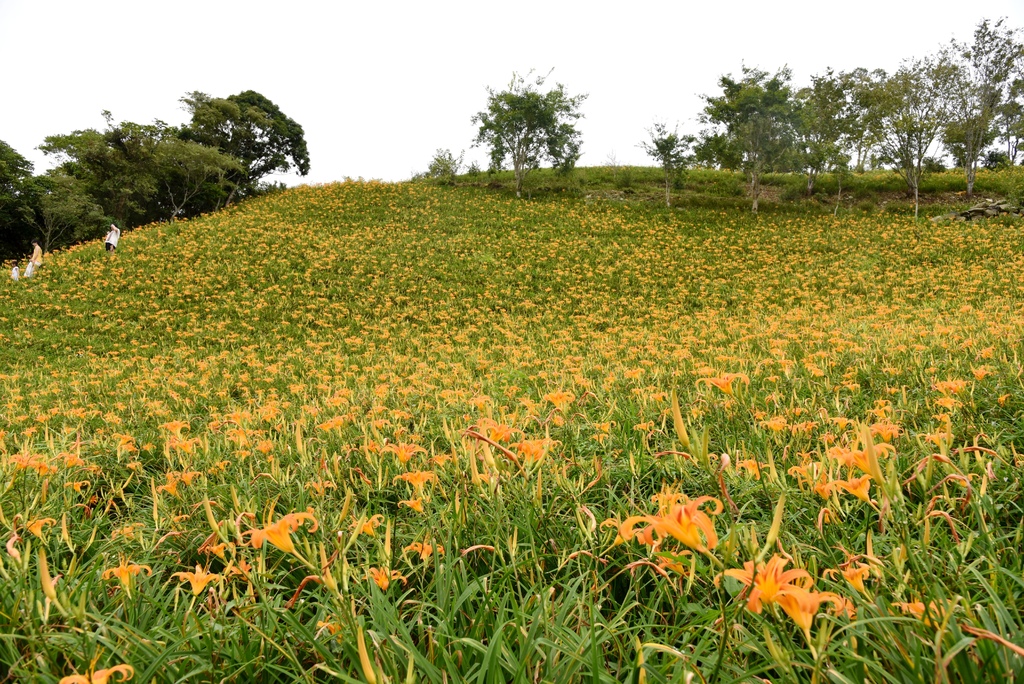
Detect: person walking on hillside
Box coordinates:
(25, 240, 43, 277)
(105, 223, 121, 253)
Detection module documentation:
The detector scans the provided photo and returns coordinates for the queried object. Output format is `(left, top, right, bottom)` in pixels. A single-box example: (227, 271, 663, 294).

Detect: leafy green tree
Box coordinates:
(181, 91, 310, 204)
(640, 122, 694, 207)
(698, 66, 798, 212)
(155, 138, 241, 219)
(0, 140, 36, 259)
(795, 69, 853, 196)
(426, 149, 464, 186)
(942, 18, 1021, 198)
(995, 77, 1024, 163)
(40, 113, 163, 226)
(29, 174, 106, 252)
(472, 72, 587, 198)
(870, 57, 955, 219)
(840, 68, 888, 172)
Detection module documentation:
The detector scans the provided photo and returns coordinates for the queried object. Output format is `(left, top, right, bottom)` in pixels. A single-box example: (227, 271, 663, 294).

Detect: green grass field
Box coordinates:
(3, 180, 1024, 682)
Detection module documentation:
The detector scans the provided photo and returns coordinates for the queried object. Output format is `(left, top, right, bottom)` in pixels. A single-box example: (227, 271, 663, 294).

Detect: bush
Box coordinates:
(614, 166, 635, 189)
(427, 149, 464, 186)
(983, 150, 1011, 170)
(922, 157, 946, 174)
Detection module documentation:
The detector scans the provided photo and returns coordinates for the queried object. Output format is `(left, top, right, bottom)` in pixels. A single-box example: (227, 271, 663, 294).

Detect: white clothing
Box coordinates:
(10, 266, 19, 281)
(24, 262, 34, 278)
(105, 227, 121, 247)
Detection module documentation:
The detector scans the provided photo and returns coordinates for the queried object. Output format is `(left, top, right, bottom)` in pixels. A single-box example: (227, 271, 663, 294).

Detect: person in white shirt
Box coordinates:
(105, 224, 121, 253)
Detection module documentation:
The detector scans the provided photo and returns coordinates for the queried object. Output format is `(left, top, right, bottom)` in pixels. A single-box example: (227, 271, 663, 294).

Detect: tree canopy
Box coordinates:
(640, 122, 694, 207)
(472, 72, 586, 198)
(181, 90, 310, 203)
(698, 66, 798, 212)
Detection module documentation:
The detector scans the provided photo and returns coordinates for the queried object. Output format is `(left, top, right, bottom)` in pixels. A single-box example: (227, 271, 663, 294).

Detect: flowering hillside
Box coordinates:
(2, 181, 1024, 682)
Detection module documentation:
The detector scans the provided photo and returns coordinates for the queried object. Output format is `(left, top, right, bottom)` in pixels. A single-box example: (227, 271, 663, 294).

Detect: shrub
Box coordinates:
(427, 149, 464, 185)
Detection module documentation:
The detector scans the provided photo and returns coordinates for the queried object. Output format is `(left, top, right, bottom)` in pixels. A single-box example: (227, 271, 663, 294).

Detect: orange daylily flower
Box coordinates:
(698, 373, 749, 396)
(543, 390, 575, 409)
(102, 558, 153, 596)
(394, 470, 437, 493)
(26, 517, 57, 538)
(775, 587, 844, 644)
(350, 514, 384, 537)
(841, 563, 871, 594)
(833, 475, 873, 503)
(171, 564, 221, 595)
(511, 438, 551, 466)
(619, 495, 723, 552)
(399, 498, 424, 513)
(404, 540, 444, 561)
(722, 555, 811, 613)
(367, 567, 408, 590)
(159, 420, 190, 439)
(59, 664, 134, 684)
(247, 509, 319, 555)
(384, 442, 426, 464)
(933, 379, 970, 395)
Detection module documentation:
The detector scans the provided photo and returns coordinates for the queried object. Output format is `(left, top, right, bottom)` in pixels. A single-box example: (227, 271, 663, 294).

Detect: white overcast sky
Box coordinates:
(2, 0, 1022, 185)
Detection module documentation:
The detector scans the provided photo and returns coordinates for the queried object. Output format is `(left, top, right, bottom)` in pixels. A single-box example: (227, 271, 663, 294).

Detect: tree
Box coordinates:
(155, 138, 241, 219)
(942, 19, 1021, 198)
(640, 122, 694, 207)
(181, 91, 310, 204)
(795, 69, 853, 196)
(40, 113, 163, 226)
(0, 140, 36, 259)
(995, 75, 1024, 164)
(841, 68, 888, 173)
(870, 57, 954, 220)
(29, 174, 106, 252)
(472, 71, 587, 198)
(698, 66, 798, 212)
(426, 148, 464, 185)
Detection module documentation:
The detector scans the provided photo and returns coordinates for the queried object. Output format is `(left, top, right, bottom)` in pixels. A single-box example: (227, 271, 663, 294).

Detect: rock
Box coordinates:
(931, 201, 1022, 222)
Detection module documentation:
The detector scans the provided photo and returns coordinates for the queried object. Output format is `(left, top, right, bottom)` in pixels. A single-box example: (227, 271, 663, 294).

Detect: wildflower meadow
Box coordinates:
(2, 180, 1024, 682)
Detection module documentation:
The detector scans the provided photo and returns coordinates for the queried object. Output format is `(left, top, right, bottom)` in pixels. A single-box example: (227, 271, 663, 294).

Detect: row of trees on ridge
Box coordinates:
(465, 19, 1024, 216)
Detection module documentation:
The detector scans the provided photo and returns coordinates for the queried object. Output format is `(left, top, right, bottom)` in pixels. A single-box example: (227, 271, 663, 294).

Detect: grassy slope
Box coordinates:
(2, 182, 1024, 681)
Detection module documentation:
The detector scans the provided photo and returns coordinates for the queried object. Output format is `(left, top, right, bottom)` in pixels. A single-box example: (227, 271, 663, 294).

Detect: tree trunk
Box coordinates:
(914, 183, 919, 221)
(806, 173, 814, 196)
(664, 172, 671, 208)
(750, 171, 760, 214)
(834, 175, 842, 216)
(966, 159, 976, 200)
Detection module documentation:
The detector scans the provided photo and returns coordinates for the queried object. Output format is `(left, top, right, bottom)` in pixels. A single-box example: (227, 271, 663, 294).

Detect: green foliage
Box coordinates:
(942, 18, 1022, 197)
(29, 173, 107, 251)
(154, 138, 241, 219)
(794, 69, 854, 195)
(472, 71, 587, 198)
(698, 66, 799, 212)
(181, 90, 310, 201)
(0, 139, 35, 260)
(640, 122, 694, 206)
(40, 113, 163, 226)
(995, 77, 1024, 163)
(426, 148, 464, 185)
(869, 57, 956, 217)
